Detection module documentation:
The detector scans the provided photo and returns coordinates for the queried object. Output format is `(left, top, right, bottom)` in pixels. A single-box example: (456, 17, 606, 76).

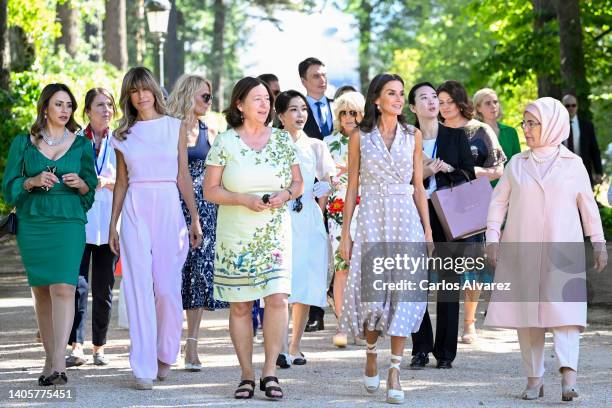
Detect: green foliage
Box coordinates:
(0, 51, 122, 213)
(599, 206, 612, 240)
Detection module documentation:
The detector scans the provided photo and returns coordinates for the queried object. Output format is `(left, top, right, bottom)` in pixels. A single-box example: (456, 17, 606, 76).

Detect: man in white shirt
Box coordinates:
(561, 94, 603, 186)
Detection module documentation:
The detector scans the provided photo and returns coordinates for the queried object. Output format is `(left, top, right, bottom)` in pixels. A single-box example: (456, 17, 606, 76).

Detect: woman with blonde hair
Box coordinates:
(473, 87, 521, 166)
(325, 90, 366, 348)
(108, 67, 202, 389)
(167, 74, 228, 372)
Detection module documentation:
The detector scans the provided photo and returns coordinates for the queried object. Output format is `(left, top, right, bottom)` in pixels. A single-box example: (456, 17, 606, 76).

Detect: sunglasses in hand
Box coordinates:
(42, 166, 58, 191)
(292, 196, 303, 213)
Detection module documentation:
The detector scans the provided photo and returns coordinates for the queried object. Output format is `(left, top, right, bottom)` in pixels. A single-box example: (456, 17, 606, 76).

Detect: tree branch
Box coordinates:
(593, 27, 611, 42)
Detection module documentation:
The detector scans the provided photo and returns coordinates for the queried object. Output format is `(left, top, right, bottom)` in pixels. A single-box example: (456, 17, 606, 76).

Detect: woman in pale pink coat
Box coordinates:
(484, 97, 607, 402)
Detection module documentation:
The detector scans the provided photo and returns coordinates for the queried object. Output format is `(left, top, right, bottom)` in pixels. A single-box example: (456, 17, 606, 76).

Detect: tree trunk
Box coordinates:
(531, 0, 562, 99)
(210, 0, 226, 112)
(127, 0, 145, 66)
(84, 20, 100, 62)
(357, 0, 373, 94)
(103, 0, 128, 71)
(55, 0, 79, 57)
(0, 0, 9, 91)
(553, 0, 590, 120)
(164, 0, 184, 90)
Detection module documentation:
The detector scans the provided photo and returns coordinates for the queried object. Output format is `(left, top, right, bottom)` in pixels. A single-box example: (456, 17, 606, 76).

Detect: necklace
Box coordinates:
(530, 149, 558, 164)
(42, 128, 68, 146)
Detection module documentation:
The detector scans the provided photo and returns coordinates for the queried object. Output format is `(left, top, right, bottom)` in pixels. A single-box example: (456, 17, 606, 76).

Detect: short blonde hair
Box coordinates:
(473, 87, 502, 121)
(167, 74, 212, 123)
(332, 91, 365, 133)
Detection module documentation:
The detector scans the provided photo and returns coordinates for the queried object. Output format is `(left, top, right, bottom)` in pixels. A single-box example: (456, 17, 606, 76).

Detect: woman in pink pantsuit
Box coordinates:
(485, 97, 607, 401)
(108, 67, 202, 390)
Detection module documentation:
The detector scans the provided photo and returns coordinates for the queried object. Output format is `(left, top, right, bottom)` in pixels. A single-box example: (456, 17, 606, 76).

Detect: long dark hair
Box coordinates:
(359, 73, 408, 133)
(30, 83, 81, 139)
(224, 77, 274, 128)
(436, 80, 474, 122)
(408, 81, 436, 129)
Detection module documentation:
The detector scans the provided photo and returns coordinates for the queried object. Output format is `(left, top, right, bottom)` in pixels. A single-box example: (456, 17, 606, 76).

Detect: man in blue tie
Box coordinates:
(299, 57, 334, 141)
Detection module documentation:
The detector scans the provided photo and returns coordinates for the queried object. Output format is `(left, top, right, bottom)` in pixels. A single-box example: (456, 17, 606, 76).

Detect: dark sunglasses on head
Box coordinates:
(564, 104, 576, 108)
(292, 196, 303, 213)
(339, 110, 358, 118)
(201, 93, 213, 103)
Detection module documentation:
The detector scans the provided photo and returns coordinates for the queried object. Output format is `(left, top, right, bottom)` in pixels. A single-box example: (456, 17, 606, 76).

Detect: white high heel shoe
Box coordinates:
(363, 342, 380, 393)
(386, 354, 404, 404)
(184, 338, 202, 372)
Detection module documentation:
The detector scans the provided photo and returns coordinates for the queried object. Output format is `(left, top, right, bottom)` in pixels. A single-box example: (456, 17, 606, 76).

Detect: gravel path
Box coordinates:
(1, 240, 611, 407)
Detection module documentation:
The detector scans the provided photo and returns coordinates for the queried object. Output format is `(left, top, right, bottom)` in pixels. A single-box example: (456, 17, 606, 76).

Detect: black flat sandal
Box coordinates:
(47, 371, 68, 385)
(234, 379, 255, 399)
(38, 375, 52, 386)
(260, 376, 283, 400)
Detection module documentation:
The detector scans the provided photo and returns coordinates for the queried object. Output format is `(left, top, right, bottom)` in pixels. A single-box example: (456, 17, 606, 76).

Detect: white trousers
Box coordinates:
(516, 326, 580, 378)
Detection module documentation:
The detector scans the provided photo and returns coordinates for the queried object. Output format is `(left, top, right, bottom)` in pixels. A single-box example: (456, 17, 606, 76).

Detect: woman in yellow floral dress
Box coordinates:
(204, 77, 303, 400)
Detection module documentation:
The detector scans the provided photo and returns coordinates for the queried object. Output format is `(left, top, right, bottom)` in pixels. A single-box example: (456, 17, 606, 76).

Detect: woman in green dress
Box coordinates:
(2, 83, 97, 386)
(204, 77, 303, 400)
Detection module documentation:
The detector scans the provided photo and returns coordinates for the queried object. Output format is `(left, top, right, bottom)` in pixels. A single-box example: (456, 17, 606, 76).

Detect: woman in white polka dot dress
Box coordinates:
(339, 73, 432, 404)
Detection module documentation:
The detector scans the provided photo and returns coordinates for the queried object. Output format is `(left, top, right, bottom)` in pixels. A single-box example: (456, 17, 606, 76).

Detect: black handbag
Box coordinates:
(0, 210, 17, 239)
(0, 136, 28, 240)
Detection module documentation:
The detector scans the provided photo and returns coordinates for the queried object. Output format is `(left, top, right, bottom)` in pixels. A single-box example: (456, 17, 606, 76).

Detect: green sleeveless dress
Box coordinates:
(2, 134, 97, 286)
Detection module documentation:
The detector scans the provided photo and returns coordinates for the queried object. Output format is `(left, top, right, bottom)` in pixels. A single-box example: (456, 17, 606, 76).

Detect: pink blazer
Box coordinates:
(484, 145, 604, 330)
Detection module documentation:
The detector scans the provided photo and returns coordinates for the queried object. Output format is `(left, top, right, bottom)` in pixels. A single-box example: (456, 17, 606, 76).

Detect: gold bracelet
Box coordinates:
(285, 188, 293, 198)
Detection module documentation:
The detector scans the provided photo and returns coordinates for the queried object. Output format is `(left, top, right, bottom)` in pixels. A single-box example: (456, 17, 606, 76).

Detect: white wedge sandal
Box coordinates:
(363, 342, 380, 393)
(386, 354, 405, 404)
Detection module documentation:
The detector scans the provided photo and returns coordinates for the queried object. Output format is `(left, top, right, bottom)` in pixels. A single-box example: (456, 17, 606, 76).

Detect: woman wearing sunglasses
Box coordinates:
(167, 74, 228, 373)
(325, 90, 366, 348)
(274, 90, 336, 368)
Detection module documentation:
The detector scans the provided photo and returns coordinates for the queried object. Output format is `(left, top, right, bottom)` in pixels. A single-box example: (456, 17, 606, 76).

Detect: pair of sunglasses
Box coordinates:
(292, 196, 303, 213)
(43, 166, 58, 191)
(261, 193, 302, 213)
(201, 93, 213, 103)
(564, 104, 576, 108)
(339, 110, 358, 118)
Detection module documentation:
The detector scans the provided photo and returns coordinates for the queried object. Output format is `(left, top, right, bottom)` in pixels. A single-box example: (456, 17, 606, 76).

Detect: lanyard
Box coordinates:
(423, 138, 438, 158)
(93, 137, 109, 176)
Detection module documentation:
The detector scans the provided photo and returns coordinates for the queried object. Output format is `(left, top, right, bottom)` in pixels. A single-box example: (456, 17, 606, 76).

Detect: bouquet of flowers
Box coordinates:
(326, 195, 360, 226)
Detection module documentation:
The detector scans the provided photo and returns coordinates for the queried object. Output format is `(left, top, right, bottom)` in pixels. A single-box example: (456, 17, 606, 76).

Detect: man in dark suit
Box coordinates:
(561, 94, 603, 186)
(298, 57, 333, 332)
(299, 57, 334, 141)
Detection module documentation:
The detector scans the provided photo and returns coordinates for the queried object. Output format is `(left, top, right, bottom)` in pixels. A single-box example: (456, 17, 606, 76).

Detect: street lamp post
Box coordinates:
(144, 0, 171, 88)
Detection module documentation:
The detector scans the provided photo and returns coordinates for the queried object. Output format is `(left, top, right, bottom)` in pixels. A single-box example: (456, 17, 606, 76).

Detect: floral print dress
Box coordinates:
(324, 132, 359, 272)
(180, 121, 228, 310)
(205, 128, 298, 302)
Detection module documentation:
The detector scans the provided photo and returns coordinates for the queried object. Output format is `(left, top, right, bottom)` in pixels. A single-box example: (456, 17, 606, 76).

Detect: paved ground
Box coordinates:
(1, 239, 611, 407)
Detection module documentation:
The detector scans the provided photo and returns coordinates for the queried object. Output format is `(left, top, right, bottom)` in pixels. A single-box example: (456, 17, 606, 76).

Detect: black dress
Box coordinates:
(181, 121, 228, 310)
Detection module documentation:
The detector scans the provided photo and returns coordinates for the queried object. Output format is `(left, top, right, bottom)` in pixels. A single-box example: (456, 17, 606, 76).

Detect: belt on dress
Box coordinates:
(361, 183, 414, 196)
